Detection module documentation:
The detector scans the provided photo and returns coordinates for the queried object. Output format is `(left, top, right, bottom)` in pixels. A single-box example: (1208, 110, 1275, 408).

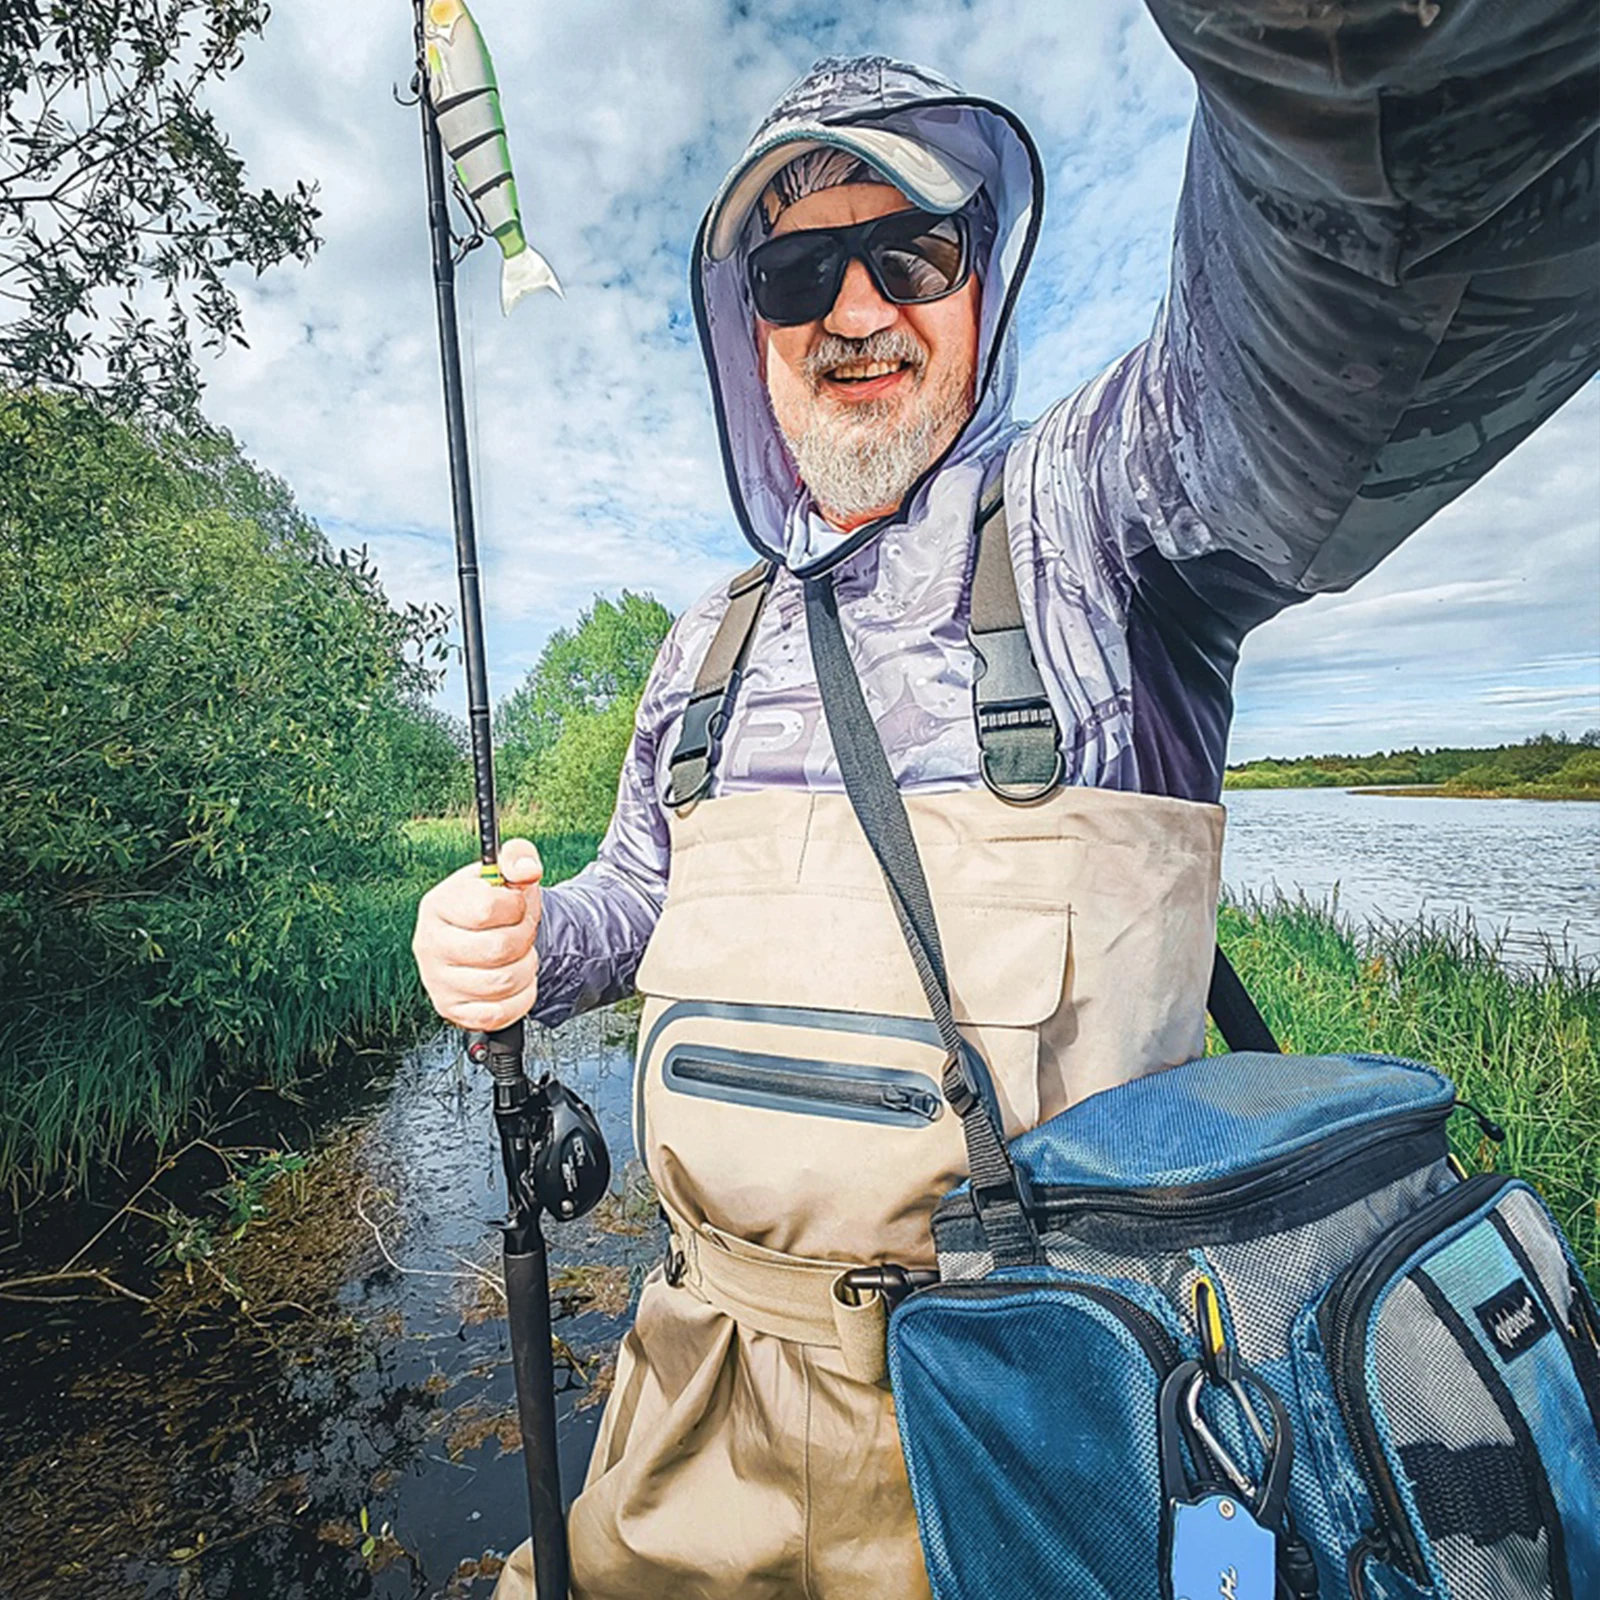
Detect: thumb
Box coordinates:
(499, 838, 543, 889)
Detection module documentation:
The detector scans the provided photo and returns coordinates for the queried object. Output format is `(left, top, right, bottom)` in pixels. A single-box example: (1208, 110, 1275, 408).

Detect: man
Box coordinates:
(414, 8, 1599, 1596)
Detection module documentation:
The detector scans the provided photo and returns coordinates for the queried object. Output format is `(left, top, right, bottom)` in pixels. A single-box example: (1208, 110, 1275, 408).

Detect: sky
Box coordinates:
(195, 0, 1599, 762)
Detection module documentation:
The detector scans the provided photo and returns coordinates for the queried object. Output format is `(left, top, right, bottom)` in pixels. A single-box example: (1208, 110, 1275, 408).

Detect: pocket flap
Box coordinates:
(636, 888, 1070, 1029)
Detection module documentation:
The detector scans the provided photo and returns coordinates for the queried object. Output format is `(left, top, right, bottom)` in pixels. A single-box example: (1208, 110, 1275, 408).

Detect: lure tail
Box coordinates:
(501, 244, 562, 316)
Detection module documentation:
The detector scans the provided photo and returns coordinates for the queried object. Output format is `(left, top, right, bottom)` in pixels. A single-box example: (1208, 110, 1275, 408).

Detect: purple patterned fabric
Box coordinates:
(531, 7, 1600, 1026)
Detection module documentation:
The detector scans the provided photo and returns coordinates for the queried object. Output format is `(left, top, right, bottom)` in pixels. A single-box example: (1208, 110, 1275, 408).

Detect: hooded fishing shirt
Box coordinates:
(532, 6, 1600, 1026)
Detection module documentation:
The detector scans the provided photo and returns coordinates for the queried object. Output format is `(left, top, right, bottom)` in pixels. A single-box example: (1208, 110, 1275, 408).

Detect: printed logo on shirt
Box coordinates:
(1474, 1278, 1552, 1361)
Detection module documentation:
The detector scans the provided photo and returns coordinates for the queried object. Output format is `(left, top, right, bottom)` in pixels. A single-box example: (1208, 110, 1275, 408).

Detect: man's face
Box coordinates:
(758, 182, 981, 531)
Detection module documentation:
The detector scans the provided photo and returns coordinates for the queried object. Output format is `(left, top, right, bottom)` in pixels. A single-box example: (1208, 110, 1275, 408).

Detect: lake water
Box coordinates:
(1220, 787, 1600, 965)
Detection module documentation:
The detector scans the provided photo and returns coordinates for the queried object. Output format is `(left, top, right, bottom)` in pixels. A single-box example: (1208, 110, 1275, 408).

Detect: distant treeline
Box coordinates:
(1225, 733, 1600, 798)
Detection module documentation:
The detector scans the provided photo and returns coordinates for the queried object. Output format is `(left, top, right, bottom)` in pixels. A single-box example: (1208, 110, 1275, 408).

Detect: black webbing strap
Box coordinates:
(969, 487, 1064, 801)
(805, 574, 1040, 1267)
(1208, 944, 1280, 1054)
(664, 559, 775, 807)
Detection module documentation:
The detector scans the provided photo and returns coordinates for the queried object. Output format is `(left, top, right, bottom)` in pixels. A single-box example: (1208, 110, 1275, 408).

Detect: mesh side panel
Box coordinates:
(1029, 1163, 1456, 1366)
(1203, 1163, 1458, 1364)
(1377, 1276, 1515, 1451)
(1499, 1186, 1578, 1323)
(1373, 1276, 1553, 1600)
(1432, 1531, 1553, 1600)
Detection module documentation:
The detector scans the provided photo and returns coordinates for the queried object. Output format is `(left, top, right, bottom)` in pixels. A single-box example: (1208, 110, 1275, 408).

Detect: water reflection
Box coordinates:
(0, 1007, 653, 1600)
(1222, 788, 1600, 966)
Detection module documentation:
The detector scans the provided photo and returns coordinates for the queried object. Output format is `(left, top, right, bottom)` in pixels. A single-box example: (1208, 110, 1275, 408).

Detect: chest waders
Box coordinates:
(496, 487, 1247, 1600)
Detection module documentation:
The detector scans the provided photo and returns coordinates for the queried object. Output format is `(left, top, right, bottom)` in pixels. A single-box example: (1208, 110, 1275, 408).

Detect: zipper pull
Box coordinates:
(1453, 1098, 1506, 1144)
(1194, 1273, 1229, 1379)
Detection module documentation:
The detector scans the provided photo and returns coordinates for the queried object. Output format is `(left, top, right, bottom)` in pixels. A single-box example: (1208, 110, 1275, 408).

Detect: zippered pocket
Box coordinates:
(1320, 1175, 1600, 1600)
(889, 1274, 1182, 1600)
(661, 1043, 944, 1128)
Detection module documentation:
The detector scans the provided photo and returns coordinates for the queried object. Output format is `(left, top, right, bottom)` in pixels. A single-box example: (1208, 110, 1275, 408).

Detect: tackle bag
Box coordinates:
(889, 1052, 1600, 1600)
(803, 572, 1600, 1600)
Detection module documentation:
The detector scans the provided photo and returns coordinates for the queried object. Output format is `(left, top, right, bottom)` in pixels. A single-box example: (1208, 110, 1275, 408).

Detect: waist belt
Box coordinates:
(662, 1203, 932, 1385)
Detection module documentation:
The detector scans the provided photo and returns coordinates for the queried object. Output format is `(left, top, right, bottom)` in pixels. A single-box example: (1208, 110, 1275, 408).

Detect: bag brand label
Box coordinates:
(1474, 1277, 1551, 1361)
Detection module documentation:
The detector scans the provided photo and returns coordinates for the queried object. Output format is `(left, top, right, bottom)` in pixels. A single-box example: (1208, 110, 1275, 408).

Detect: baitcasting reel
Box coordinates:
(528, 1076, 610, 1221)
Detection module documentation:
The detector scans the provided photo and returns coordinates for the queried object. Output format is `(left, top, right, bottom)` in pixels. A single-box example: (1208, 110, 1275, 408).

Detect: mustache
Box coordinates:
(802, 329, 928, 387)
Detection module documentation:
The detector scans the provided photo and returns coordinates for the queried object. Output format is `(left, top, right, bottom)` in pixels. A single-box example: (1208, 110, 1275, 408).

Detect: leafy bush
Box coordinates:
(529, 695, 641, 836)
(0, 395, 451, 1185)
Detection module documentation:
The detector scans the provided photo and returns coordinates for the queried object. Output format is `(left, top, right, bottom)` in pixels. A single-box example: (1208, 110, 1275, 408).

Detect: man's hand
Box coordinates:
(412, 838, 543, 1032)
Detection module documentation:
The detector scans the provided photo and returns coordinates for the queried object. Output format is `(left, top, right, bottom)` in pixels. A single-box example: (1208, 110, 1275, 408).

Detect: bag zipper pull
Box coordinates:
(1453, 1098, 1506, 1143)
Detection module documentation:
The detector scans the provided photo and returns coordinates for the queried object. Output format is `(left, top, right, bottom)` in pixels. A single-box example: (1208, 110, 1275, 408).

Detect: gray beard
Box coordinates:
(788, 395, 951, 526)
(780, 332, 974, 525)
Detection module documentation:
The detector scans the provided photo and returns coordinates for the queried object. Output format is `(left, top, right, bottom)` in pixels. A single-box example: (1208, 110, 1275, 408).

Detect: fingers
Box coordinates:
(499, 838, 542, 887)
(412, 844, 545, 1030)
(425, 860, 533, 931)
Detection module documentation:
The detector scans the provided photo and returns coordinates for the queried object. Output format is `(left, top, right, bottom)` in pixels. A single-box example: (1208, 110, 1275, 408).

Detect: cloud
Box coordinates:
(188, 0, 1595, 756)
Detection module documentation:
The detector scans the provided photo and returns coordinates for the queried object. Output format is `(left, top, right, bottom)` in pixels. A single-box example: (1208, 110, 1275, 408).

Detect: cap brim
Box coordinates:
(705, 124, 983, 261)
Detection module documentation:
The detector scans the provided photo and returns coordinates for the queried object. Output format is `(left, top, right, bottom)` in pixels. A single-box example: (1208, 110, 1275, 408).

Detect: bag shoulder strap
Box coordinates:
(664, 558, 775, 807)
(805, 573, 1040, 1267)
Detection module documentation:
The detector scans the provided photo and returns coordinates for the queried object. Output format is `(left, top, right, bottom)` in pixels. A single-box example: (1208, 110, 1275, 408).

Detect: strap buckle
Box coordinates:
(836, 1263, 940, 1311)
(664, 674, 740, 807)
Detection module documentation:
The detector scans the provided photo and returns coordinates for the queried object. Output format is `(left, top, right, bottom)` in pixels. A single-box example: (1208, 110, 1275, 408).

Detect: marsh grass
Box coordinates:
(0, 827, 602, 1194)
(1218, 893, 1598, 1279)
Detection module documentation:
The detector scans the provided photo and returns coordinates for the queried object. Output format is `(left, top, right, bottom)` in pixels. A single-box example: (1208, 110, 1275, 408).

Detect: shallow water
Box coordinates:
(0, 1009, 651, 1600)
(1222, 787, 1600, 966)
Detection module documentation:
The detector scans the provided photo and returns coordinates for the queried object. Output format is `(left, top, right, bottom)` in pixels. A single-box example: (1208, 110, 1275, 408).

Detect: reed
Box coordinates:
(0, 828, 602, 1194)
(1218, 893, 1598, 1280)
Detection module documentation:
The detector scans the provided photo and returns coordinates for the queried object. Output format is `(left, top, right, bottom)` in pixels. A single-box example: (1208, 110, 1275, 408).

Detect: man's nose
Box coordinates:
(822, 257, 897, 340)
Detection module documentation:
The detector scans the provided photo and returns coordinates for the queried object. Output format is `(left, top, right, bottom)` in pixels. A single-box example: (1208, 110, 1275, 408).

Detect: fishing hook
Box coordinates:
(448, 172, 489, 262)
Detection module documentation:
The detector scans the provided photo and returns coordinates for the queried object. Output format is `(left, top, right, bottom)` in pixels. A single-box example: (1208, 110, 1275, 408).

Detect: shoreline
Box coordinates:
(1225, 782, 1599, 802)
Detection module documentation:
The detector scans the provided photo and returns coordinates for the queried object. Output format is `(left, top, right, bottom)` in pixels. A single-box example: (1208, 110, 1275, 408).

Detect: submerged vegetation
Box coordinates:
(1225, 732, 1600, 799)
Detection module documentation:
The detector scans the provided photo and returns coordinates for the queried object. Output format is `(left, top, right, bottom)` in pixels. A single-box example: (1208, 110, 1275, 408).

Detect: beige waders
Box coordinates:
(494, 784, 1222, 1599)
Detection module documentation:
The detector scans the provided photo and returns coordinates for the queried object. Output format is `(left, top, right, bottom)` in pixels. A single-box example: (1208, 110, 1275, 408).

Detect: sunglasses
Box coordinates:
(745, 207, 973, 327)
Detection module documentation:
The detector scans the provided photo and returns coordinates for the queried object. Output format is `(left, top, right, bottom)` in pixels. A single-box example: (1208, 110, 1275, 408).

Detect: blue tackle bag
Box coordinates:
(888, 1051, 1600, 1600)
(804, 567, 1599, 1600)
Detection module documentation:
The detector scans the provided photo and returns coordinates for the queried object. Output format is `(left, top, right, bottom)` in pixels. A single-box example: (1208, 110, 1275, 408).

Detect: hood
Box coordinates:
(691, 56, 1044, 578)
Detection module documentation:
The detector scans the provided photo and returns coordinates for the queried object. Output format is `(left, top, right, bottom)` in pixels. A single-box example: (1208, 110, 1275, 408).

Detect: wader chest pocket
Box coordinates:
(663, 1044, 944, 1128)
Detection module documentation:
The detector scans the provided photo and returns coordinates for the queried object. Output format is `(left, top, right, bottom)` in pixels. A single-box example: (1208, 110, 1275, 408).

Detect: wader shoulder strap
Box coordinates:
(664, 559, 776, 807)
(969, 489, 1065, 801)
(972, 492, 1279, 1056)
(805, 573, 1040, 1269)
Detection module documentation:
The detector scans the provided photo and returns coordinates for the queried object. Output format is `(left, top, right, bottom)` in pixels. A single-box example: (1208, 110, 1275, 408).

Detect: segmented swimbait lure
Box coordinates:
(423, 0, 561, 314)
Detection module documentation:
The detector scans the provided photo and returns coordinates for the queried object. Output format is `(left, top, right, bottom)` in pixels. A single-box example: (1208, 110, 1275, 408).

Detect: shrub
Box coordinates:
(0, 395, 449, 1185)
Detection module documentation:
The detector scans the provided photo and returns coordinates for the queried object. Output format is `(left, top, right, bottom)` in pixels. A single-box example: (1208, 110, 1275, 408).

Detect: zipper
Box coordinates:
(908, 1274, 1182, 1376)
(665, 1049, 944, 1126)
(1319, 1172, 1512, 1586)
(1032, 1104, 1451, 1230)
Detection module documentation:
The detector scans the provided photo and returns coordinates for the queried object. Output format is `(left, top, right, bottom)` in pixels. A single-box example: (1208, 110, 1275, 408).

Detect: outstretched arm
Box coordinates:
(1096, 0, 1598, 599)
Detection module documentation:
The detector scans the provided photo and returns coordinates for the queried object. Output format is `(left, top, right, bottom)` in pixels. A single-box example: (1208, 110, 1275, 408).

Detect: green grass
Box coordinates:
(402, 816, 601, 888)
(1218, 894, 1598, 1280)
(0, 826, 603, 1195)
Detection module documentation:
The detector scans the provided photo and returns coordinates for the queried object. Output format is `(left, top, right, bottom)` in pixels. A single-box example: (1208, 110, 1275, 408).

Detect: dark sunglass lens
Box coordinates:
(749, 234, 840, 324)
(870, 216, 965, 303)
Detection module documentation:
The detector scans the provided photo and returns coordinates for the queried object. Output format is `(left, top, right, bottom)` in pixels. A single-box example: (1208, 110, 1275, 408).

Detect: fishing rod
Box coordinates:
(411, 4, 609, 1594)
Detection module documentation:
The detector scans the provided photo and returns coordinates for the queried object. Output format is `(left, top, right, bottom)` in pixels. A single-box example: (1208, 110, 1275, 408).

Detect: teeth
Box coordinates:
(830, 359, 903, 381)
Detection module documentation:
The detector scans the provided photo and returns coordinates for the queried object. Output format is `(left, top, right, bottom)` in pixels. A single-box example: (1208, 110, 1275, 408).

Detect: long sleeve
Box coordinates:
(1098, 0, 1598, 601)
(525, 615, 695, 1026)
